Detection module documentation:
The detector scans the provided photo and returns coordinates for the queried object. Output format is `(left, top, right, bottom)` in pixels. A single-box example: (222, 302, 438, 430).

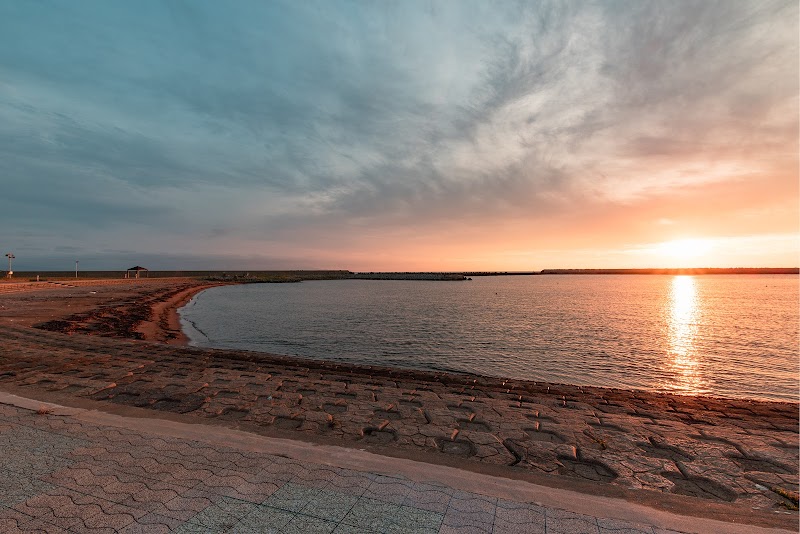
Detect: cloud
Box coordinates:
(0, 0, 796, 268)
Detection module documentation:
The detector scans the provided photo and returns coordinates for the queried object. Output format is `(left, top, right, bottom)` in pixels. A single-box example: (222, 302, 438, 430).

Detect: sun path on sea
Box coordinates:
(0, 278, 797, 533)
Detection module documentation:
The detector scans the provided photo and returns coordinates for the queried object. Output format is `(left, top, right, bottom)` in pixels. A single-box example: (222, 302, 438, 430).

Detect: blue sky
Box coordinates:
(0, 0, 797, 271)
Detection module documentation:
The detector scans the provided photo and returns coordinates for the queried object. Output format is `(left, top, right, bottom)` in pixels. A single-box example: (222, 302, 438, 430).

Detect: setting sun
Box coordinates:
(656, 238, 714, 261)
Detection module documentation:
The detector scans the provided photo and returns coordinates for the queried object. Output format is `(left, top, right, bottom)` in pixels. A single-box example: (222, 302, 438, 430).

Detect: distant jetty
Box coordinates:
(205, 271, 469, 282)
(350, 272, 468, 281)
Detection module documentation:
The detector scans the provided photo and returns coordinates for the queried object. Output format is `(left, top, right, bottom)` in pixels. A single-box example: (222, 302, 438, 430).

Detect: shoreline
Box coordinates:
(168, 279, 798, 405)
(139, 281, 222, 345)
(16, 276, 798, 408)
(0, 279, 797, 524)
(9, 277, 798, 408)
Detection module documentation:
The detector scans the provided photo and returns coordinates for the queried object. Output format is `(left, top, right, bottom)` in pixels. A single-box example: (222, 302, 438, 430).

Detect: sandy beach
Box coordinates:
(0, 278, 797, 530)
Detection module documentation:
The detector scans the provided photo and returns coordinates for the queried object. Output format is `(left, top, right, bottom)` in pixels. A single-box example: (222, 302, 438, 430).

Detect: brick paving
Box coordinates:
(0, 401, 702, 534)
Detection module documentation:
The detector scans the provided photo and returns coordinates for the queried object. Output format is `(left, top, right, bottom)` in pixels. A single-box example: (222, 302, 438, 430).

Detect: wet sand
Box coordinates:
(0, 279, 797, 528)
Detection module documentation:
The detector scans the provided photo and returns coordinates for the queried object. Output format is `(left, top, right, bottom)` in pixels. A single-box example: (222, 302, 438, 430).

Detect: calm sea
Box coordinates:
(179, 275, 799, 402)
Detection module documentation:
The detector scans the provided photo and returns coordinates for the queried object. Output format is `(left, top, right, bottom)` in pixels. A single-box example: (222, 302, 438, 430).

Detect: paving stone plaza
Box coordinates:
(0, 399, 757, 534)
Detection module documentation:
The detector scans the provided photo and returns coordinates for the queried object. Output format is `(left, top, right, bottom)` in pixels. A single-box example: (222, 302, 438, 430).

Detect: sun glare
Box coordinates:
(656, 238, 714, 260)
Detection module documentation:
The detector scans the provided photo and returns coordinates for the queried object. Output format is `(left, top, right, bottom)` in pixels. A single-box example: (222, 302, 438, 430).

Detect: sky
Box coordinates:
(0, 0, 797, 271)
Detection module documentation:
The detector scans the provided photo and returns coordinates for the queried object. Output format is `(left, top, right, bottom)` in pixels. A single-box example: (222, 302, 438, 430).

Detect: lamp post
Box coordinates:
(5, 253, 14, 280)
(75, 260, 79, 279)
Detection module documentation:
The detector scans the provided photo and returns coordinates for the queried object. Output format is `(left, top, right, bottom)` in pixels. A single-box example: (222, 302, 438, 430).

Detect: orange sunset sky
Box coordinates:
(0, 1, 797, 271)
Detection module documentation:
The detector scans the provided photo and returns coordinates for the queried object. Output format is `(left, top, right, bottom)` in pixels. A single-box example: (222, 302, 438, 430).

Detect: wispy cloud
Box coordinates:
(0, 0, 796, 269)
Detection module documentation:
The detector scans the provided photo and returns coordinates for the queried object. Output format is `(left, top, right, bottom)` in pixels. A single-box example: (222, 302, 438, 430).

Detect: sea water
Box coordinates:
(179, 275, 799, 402)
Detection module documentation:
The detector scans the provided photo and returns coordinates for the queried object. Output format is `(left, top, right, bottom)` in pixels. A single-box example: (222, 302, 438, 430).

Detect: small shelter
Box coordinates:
(125, 266, 149, 279)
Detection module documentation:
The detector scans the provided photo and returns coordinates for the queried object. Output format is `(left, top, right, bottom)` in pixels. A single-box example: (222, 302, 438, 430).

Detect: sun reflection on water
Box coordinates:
(666, 276, 708, 396)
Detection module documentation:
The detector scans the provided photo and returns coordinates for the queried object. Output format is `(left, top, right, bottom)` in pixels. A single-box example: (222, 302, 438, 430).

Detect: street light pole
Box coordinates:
(5, 253, 14, 280)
